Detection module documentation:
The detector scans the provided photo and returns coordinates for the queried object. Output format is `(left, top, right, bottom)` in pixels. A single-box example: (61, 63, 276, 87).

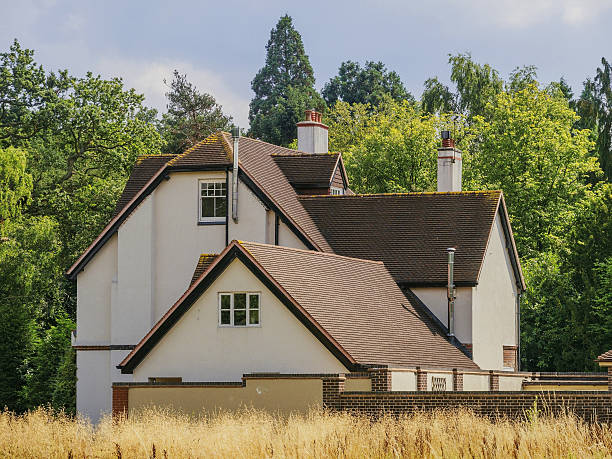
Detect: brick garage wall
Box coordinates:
(332, 391, 612, 422)
(112, 385, 129, 418)
(608, 368, 612, 392)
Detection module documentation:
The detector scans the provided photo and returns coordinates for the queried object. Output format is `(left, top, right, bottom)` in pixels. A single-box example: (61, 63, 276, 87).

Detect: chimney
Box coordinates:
(297, 109, 328, 153)
(437, 131, 462, 192)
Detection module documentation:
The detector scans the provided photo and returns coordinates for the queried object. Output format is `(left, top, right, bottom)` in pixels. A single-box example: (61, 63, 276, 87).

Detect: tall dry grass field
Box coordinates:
(0, 407, 610, 458)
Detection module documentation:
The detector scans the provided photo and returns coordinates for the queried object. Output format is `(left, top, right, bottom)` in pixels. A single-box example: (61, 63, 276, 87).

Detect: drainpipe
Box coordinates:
(516, 290, 522, 371)
(231, 127, 240, 222)
(447, 247, 456, 338)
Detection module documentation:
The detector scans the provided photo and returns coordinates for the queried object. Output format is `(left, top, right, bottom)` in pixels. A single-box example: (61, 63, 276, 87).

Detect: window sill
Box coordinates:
(197, 220, 226, 226)
(218, 324, 261, 328)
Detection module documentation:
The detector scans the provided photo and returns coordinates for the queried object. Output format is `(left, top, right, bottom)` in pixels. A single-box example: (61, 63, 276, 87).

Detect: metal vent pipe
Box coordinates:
(231, 127, 240, 222)
(447, 247, 456, 337)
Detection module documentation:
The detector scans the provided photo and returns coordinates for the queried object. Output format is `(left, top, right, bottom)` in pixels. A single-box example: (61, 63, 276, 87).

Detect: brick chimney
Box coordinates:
(437, 131, 462, 192)
(297, 109, 328, 153)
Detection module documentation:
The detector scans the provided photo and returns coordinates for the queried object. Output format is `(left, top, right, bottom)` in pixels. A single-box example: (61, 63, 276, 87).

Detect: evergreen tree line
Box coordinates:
(0, 15, 610, 413)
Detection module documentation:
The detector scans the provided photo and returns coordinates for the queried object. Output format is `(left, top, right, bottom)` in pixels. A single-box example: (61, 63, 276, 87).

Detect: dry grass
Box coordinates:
(0, 407, 611, 458)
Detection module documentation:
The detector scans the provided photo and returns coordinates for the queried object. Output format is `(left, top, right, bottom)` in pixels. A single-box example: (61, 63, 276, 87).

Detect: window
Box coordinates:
(219, 292, 260, 327)
(330, 186, 344, 195)
(199, 180, 227, 223)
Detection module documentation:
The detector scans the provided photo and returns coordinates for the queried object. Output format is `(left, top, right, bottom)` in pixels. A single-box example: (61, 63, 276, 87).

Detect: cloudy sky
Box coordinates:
(2, 0, 611, 127)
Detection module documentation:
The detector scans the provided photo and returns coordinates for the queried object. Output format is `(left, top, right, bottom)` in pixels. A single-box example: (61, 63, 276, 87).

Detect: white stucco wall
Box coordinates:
(133, 258, 348, 381)
(391, 371, 417, 391)
(76, 351, 111, 423)
(277, 219, 308, 250)
(410, 287, 472, 346)
(76, 234, 116, 344)
(471, 212, 518, 370)
(463, 373, 490, 391)
(499, 374, 525, 391)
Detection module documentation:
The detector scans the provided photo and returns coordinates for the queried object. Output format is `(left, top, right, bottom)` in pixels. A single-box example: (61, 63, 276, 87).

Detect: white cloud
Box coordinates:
(468, 0, 612, 28)
(94, 57, 251, 128)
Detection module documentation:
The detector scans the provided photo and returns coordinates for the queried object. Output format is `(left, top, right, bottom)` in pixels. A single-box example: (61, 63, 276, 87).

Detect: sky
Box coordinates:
(2, 0, 612, 128)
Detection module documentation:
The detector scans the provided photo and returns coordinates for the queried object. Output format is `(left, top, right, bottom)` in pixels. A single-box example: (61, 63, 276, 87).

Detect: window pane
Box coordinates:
(249, 309, 259, 325)
(220, 294, 231, 310)
(202, 197, 214, 217)
(249, 294, 259, 310)
(220, 310, 231, 325)
(234, 293, 246, 309)
(215, 197, 227, 217)
(234, 309, 246, 326)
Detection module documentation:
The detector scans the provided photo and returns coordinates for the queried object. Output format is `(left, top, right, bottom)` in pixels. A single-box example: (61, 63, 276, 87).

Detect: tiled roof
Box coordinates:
(241, 242, 477, 369)
(168, 133, 232, 168)
(120, 241, 478, 372)
(597, 349, 612, 362)
(272, 153, 340, 187)
(300, 192, 503, 286)
(190, 254, 219, 287)
(113, 154, 176, 217)
(225, 134, 331, 251)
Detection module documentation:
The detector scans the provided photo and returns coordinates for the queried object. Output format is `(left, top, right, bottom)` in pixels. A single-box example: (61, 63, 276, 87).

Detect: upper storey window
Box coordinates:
(199, 180, 226, 224)
(330, 186, 345, 196)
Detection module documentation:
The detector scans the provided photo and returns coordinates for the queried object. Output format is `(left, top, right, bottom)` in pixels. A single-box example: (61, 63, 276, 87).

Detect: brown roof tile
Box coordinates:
(597, 349, 612, 362)
(300, 192, 503, 286)
(241, 242, 477, 369)
(113, 154, 176, 217)
(120, 241, 477, 372)
(168, 133, 232, 167)
(190, 254, 219, 287)
(272, 153, 340, 187)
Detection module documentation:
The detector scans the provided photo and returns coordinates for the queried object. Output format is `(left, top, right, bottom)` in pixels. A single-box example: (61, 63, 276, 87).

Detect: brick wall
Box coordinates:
(416, 368, 427, 391)
(489, 371, 499, 391)
(452, 369, 463, 391)
(503, 346, 518, 370)
(608, 368, 612, 392)
(328, 391, 612, 422)
(112, 385, 128, 418)
(322, 376, 346, 410)
(370, 368, 391, 392)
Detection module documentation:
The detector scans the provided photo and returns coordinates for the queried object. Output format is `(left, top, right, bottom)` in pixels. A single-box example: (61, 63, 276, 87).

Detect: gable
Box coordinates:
(131, 258, 349, 381)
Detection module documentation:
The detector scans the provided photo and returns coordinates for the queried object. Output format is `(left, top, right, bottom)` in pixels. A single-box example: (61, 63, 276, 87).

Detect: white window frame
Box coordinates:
(330, 186, 345, 196)
(218, 292, 261, 327)
(198, 179, 227, 223)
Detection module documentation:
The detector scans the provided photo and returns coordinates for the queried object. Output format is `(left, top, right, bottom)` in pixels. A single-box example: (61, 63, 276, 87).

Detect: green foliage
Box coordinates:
(249, 15, 324, 146)
(327, 99, 449, 193)
(160, 70, 233, 154)
(0, 146, 32, 223)
(0, 216, 61, 410)
(23, 315, 75, 412)
(465, 85, 598, 257)
(575, 58, 612, 181)
(322, 61, 413, 108)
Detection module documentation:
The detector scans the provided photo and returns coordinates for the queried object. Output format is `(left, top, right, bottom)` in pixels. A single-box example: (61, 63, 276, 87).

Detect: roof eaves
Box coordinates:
(66, 163, 169, 279)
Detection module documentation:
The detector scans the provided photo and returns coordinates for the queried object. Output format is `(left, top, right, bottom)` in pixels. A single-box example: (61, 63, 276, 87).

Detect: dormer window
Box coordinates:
(199, 180, 226, 224)
(330, 186, 345, 196)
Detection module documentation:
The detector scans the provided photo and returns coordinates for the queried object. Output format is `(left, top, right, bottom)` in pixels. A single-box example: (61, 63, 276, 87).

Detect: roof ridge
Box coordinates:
(271, 152, 339, 157)
(239, 136, 313, 155)
(298, 190, 502, 199)
(167, 132, 229, 166)
(238, 240, 385, 266)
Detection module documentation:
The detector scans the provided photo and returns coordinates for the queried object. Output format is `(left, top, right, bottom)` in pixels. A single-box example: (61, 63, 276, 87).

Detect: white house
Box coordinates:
(68, 111, 525, 421)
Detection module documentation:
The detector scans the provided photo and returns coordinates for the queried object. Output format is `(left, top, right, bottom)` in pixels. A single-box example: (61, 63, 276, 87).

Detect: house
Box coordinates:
(69, 110, 525, 421)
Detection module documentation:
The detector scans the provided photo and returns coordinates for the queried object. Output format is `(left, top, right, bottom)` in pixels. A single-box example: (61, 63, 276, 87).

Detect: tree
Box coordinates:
(322, 61, 413, 108)
(422, 53, 503, 119)
(465, 84, 598, 257)
(160, 70, 233, 154)
(575, 58, 612, 181)
(0, 147, 32, 223)
(249, 15, 324, 146)
(327, 98, 454, 193)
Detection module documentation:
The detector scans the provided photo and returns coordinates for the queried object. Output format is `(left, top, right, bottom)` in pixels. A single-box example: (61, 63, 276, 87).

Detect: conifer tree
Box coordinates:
(249, 15, 324, 146)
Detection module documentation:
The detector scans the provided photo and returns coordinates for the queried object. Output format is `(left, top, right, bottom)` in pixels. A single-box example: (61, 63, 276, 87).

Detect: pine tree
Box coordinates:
(249, 15, 324, 146)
